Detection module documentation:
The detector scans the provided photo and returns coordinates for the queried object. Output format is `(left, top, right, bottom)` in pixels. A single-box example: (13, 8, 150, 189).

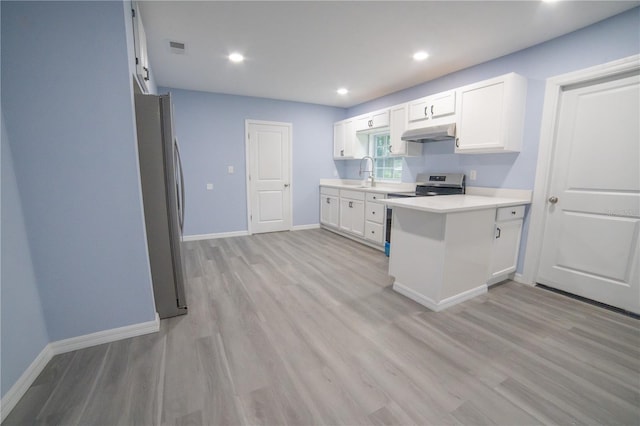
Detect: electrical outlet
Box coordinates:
(470, 170, 477, 181)
(228, 165, 234, 174)
(206, 183, 213, 190)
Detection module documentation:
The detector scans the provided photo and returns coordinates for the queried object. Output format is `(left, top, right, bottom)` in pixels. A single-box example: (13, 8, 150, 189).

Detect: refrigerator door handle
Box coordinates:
(175, 138, 185, 232)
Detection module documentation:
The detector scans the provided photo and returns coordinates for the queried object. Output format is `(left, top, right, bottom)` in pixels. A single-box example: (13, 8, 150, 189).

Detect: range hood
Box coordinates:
(401, 123, 456, 142)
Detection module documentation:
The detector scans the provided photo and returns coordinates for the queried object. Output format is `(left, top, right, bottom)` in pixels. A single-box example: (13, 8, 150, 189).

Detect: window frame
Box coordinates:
(368, 132, 403, 183)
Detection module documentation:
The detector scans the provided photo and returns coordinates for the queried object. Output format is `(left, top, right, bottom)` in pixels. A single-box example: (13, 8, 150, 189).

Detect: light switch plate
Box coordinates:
(206, 183, 213, 190)
(469, 170, 477, 181)
(228, 166, 234, 174)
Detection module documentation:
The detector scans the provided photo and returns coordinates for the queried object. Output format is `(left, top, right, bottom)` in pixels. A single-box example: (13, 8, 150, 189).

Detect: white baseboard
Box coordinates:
(49, 313, 160, 355)
(0, 314, 160, 422)
(182, 230, 249, 241)
(292, 224, 320, 231)
(0, 344, 53, 422)
(393, 281, 487, 312)
(512, 272, 533, 285)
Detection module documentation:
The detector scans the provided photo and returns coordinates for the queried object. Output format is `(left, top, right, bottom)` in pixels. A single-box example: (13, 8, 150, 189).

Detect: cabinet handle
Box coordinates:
(368, 119, 373, 127)
(455, 138, 460, 148)
(388, 145, 392, 153)
(431, 105, 434, 116)
(496, 227, 501, 239)
(349, 201, 353, 208)
(372, 211, 376, 215)
(326, 197, 330, 204)
(371, 230, 375, 234)
(511, 210, 517, 215)
(373, 196, 377, 200)
(143, 67, 150, 81)
(340, 149, 344, 156)
(424, 106, 428, 117)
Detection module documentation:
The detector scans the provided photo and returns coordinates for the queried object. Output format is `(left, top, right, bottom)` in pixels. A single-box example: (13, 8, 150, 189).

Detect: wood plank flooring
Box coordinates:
(4, 229, 639, 425)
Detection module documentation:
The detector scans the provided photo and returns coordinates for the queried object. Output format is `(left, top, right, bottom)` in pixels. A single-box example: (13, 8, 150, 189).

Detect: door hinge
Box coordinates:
(250, 214, 252, 220)
(131, 8, 136, 18)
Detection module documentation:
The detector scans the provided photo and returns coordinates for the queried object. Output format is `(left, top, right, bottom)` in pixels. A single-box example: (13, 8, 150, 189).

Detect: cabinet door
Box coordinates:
(455, 73, 526, 153)
(351, 200, 365, 237)
(430, 91, 455, 118)
(339, 198, 352, 232)
(408, 97, 430, 123)
(490, 219, 523, 278)
(344, 120, 368, 158)
(333, 121, 346, 158)
(457, 81, 505, 151)
(354, 115, 371, 132)
(132, 3, 150, 93)
(370, 110, 390, 128)
(321, 195, 337, 226)
(328, 196, 340, 227)
(390, 104, 421, 157)
(389, 105, 407, 155)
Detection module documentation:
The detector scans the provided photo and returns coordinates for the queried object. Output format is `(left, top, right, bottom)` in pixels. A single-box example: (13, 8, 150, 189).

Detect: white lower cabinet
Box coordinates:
(364, 193, 386, 244)
(320, 187, 339, 228)
(320, 187, 387, 249)
(489, 205, 525, 283)
(339, 190, 365, 237)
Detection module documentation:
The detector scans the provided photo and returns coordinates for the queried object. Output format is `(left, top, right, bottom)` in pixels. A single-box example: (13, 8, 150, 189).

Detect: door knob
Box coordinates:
(548, 196, 558, 204)
(284, 184, 290, 188)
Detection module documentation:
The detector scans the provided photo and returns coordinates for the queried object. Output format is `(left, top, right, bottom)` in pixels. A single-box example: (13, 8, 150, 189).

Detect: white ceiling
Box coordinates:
(139, 1, 638, 108)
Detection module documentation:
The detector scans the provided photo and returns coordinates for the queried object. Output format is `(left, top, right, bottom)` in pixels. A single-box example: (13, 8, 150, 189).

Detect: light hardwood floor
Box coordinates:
(4, 229, 639, 425)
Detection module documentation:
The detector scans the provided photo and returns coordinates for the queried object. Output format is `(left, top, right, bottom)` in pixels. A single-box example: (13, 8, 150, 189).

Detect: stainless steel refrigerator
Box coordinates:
(134, 93, 187, 319)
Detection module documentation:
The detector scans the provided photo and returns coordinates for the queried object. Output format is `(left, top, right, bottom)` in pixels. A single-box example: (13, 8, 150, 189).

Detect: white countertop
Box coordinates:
(319, 179, 415, 194)
(384, 194, 530, 213)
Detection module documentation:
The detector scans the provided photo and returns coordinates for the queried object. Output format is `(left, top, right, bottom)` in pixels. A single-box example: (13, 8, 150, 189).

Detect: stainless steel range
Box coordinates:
(385, 173, 466, 245)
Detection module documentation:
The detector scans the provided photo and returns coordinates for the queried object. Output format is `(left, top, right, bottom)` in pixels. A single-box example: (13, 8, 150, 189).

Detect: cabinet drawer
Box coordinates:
(365, 221, 384, 244)
(366, 192, 386, 202)
(339, 189, 366, 201)
(320, 186, 339, 197)
(365, 202, 385, 223)
(496, 205, 525, 221)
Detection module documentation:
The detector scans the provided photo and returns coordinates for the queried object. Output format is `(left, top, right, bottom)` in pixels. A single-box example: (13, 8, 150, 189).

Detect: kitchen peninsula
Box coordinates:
(386, 191, 530, 311)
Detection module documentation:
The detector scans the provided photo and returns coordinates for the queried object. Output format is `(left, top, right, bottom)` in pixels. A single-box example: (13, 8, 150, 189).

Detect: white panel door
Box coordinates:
(247, 121, 291, 234)
(537, 72, 640, 313)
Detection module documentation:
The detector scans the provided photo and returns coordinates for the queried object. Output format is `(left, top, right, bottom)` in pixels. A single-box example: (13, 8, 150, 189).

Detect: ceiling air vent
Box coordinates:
(169, 41, 185, 54)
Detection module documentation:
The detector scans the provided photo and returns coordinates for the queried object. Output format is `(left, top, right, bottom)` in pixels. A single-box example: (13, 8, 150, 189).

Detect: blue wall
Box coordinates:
(1, 0, 156, 350)
(1, 112, 50, 398)
(342, 7, 640, 189)
(158, 88, 345, 236)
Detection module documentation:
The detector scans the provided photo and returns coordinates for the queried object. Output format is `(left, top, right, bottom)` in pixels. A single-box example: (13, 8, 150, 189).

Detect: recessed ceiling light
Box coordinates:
(413, 51, 429, 61)
(337, 88, 348, 95)
(228, 52, 244, 63)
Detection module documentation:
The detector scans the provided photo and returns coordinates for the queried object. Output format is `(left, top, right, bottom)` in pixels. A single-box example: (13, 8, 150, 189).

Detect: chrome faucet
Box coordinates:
(359, 156, 375, 187)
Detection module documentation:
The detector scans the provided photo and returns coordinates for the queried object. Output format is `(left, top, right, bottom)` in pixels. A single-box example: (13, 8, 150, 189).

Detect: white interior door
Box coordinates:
(537, 71, 640, 313)
(246, 121, 292, 234)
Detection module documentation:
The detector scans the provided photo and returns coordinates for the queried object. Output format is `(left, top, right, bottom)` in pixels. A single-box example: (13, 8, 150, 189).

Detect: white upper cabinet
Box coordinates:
(354, 109, 390, 132)
(389, 104, 422, 157)
(407, 90, 456, 127)
(132, 2, 150, 93)
(333, 119, 367, 159)
(455, 73, 527, 153)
